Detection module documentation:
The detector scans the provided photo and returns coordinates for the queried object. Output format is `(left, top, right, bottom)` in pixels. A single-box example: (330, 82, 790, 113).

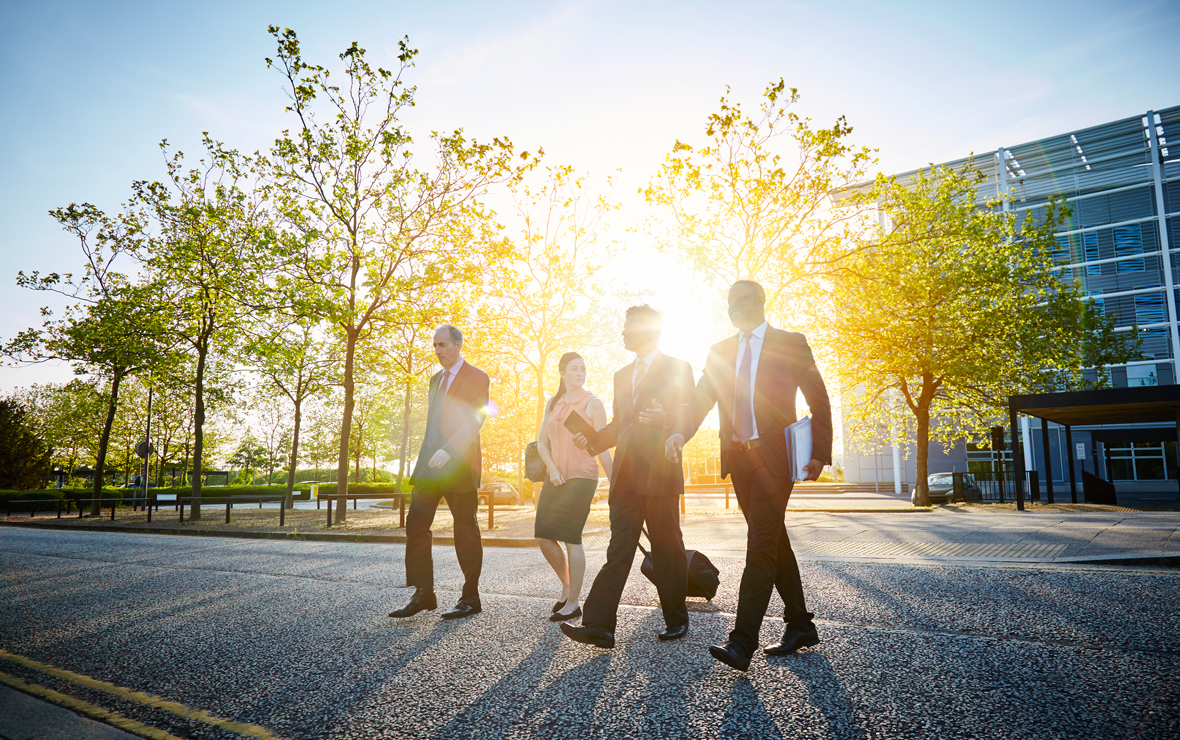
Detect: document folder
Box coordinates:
(785, 415, 813, 482)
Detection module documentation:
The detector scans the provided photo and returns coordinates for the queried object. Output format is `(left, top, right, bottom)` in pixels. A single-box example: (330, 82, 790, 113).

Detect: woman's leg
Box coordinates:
(536, 538, 570, 601)
(558, 543, 586, 615)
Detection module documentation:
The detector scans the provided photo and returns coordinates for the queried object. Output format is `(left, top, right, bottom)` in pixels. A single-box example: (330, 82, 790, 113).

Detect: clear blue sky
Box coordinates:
(2, 0, 1177, 390)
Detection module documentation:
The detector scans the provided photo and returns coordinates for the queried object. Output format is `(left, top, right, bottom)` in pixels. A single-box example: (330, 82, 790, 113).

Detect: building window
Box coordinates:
(966, 442, 1012, 476)
(1107, 442, 1174, 480)
(1134, 293, 1166, 325)
(1083, 232, 1101, 275)
(1126, 365, 1158, 386)
(1114, 226, 1145, 272)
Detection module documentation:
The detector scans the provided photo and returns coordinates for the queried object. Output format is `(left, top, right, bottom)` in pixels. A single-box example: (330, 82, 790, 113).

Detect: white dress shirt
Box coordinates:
(632, 350, 658, 402)
(733, 322, 768, 440)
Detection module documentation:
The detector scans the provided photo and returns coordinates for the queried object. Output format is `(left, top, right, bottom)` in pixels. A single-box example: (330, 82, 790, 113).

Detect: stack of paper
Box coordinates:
(785, 415, 813, 482)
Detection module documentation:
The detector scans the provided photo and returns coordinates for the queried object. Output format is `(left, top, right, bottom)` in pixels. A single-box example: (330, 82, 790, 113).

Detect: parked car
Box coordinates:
(911, 473, 980, 505)
(594, 477, 610, 503)
(477, 482, 521, 506)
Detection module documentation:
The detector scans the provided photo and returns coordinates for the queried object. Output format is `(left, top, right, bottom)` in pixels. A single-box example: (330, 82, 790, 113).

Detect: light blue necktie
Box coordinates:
(734, 333, 753, 443)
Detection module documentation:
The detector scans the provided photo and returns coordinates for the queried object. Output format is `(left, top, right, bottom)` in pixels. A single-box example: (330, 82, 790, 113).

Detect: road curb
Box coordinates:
(0, 519, 541, 548)
(1050, 552, 1180, 566)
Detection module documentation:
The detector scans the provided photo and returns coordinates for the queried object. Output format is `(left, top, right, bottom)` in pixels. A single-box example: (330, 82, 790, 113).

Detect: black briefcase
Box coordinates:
(638, 529, 720, 601)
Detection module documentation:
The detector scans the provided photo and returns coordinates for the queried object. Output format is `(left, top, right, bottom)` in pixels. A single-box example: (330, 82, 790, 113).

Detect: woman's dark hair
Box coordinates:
(548, 352, 585, 411)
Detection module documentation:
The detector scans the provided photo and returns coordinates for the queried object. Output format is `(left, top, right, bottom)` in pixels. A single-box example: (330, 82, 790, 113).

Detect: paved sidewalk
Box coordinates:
(663, 509, 1180, 563)
(0, 683, 139, 740)
(6, 506, 1180, 566)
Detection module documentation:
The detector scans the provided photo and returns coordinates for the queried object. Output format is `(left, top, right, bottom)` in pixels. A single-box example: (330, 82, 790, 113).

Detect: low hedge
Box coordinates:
(0, 488, 130, 503)
(311, 482, 404, 495)
(1, 488, 134, 513)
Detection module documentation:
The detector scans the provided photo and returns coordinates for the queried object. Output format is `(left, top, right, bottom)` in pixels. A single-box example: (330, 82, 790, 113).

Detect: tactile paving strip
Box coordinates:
(583, 532, 1067, 559)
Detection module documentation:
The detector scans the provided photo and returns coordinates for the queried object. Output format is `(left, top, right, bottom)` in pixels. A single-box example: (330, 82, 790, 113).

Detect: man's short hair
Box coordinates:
(730, 280, 766, 307)
(625, 304, 662, 331)
(435, 324, 463, 345)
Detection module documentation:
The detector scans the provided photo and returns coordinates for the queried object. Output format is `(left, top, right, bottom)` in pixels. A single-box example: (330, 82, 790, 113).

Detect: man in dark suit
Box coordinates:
(389, 324, 490, 621)
(667, 280, 832, 671)
(560, 305, 694, 649)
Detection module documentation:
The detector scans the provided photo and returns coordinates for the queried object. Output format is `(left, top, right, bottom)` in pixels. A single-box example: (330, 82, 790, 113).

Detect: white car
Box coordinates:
(477, 482, 520, 506)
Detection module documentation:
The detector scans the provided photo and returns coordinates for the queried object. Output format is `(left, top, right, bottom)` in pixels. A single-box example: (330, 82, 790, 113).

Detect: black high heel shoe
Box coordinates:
(552, 600, 566, 613)
(549, 606, 582, 622)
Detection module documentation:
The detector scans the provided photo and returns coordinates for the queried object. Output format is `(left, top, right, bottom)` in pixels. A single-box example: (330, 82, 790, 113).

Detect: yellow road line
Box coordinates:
(0, 649, 287, 740)
(0, 669, 184, 740)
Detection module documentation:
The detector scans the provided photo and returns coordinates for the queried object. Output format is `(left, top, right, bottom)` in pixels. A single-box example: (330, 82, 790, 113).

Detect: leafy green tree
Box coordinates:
(131, 137, 274, 519)
(245, 317, 335, 499)
(0, 397, 53, 490)
(264, 27, 526, 519)
(3, 204, 173, 510)
(14, 380, 105, 485)
(822, 164, 1138, 505)
(469, 165, 617, 489)
(228, 433, 266, 481)
(643, 80, 876, 319)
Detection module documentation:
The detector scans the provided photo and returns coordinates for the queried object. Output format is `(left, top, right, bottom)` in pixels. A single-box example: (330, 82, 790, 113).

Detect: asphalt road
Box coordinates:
(1, 528, 1177, 740)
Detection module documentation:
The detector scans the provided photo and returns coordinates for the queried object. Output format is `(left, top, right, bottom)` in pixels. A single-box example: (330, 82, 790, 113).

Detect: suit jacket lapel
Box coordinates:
(445, 363, 468, 399)
(752, 327, 778, 404)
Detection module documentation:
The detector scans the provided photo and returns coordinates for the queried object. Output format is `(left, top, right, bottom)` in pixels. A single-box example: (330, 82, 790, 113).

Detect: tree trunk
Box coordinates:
(913, 374, 935, 507)
(336, 326, 357, 521)
(92, 369, 124, 515)
(190, 337, 208, 521)
(286, 402, 302, 509)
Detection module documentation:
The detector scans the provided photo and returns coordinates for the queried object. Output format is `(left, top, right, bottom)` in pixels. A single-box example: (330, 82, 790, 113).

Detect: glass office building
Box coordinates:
(843, 105, 1180, 491)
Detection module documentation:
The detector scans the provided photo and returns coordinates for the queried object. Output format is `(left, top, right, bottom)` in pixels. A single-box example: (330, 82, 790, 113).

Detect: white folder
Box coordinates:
(785, 415, 813, 482)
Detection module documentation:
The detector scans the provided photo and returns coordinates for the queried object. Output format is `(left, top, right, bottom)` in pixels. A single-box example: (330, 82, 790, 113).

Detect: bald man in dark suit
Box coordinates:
(667, 280, 832, 671)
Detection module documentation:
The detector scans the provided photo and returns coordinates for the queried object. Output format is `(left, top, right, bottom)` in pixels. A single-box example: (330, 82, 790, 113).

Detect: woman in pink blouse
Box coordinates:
(535, 352, 612, 622)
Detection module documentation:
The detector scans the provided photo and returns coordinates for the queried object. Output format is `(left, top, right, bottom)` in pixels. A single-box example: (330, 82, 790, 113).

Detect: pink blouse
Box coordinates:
(545, 389, 601, 481)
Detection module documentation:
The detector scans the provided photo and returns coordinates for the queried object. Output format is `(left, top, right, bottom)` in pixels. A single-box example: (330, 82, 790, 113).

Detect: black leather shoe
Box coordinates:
(388, 589, 437, 618)
(763, 627, 820, 655)
(560, 622, 615, 649)
(552, 600, 566, 613)
(549, 606, 582, 622)
(441, 596, 482, 620)
(709, 641, 752, 671)
(658, 623, 689, 641)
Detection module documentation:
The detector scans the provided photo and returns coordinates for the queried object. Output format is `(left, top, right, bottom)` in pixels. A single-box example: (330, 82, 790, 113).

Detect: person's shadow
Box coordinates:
(718, 675, 786, 739)
(769, 652, 868, 740)
(429, 625, 567, 739)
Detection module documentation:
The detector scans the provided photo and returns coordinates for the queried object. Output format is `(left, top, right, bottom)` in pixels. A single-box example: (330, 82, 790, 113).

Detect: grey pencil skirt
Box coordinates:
(534, 477, 597, 545)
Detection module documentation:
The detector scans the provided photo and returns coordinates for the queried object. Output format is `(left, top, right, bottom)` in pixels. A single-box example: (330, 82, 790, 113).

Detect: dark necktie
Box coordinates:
(427, 372, 449, 448)
(734, 333, 753, 443)
(632, 359, 647, 406)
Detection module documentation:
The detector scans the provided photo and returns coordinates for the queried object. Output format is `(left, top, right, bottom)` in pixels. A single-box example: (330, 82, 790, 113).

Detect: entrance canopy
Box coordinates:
(1009, 385, 1180, 427)
(1006, 385, 1180, 508)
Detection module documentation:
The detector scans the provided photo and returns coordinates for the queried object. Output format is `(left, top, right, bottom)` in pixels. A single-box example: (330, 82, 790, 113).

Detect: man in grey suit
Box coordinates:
(389, 324, 491, 621)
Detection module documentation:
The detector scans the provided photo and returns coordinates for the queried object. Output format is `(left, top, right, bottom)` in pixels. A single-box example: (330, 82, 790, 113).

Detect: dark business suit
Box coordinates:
(406, 360, 490, 599)
(582, 351, 694, 632)
(678, 326, 832, 651)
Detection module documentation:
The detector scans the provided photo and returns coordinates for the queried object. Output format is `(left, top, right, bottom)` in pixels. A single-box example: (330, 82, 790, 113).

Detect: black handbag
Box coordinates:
(524, 441, 546, 483)
(638, 528, 720, 601)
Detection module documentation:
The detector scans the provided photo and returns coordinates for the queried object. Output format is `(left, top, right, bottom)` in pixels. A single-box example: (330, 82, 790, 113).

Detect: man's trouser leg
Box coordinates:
(581, 486, 644, 632)
(729, 448, 809, 651)
(443, 488, 483, 599)
(405, 486, 443, 593)
(642, 494, 688, 629)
